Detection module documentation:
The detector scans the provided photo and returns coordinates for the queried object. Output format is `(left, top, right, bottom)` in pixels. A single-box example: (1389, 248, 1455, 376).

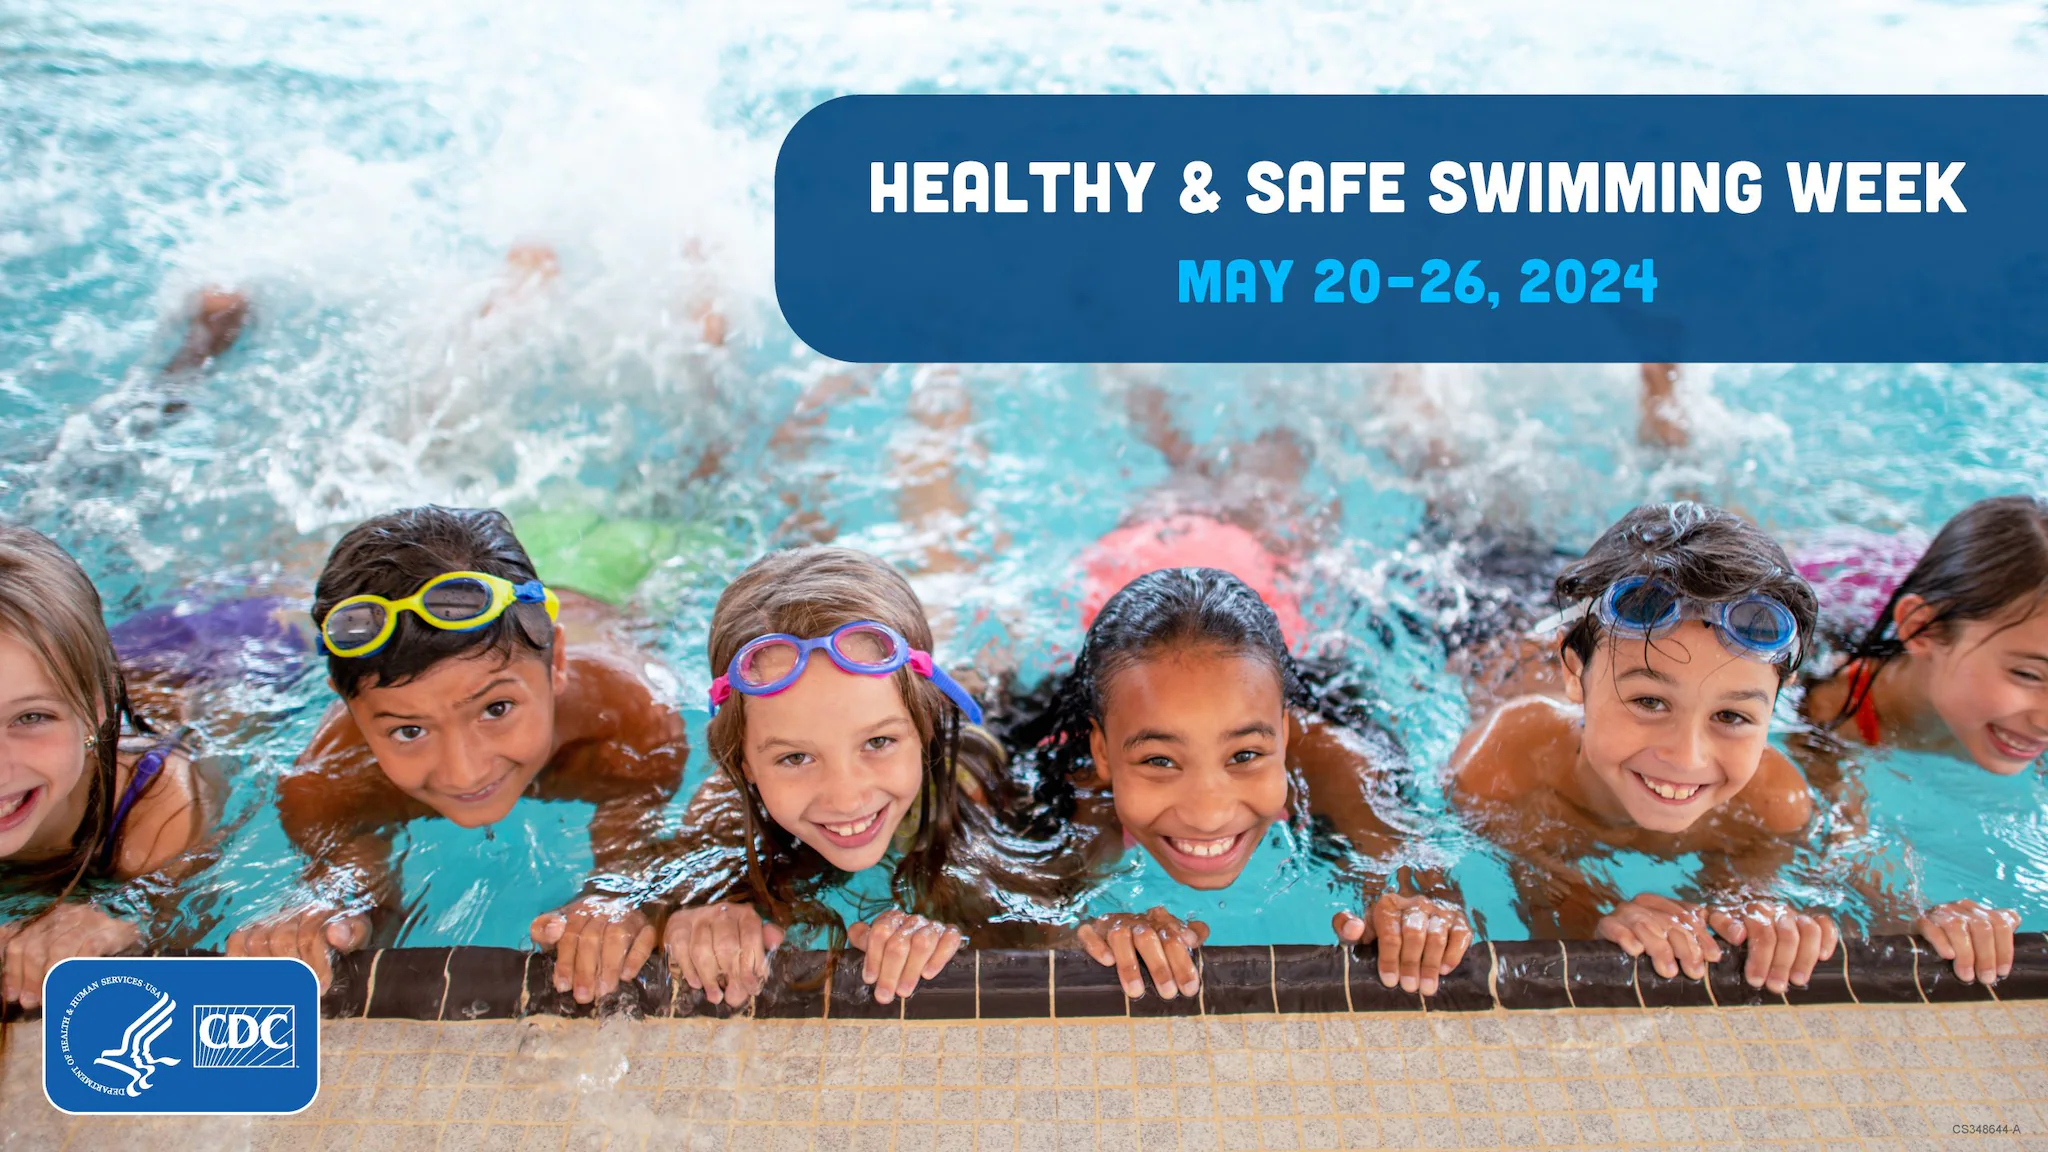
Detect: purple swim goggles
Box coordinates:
(709, 620, 983, 725)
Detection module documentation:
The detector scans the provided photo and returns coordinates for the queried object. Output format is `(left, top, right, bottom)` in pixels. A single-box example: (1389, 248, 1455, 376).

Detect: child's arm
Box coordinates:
(1448, 696, 1618, 936)
(1834, 856, 2019, 987)
(529, 669, 688, 1004)
(1293, 713, 1474, 996)
(225, 722, 411, 990)
(1639, 362, 1688, 447)
(162, 289, 248, 377)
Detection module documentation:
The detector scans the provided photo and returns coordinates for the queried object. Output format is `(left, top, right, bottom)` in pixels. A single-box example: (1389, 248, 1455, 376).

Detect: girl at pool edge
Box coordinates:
(1796, 494, 2039, 984)
(660, 546, 1060, 1007)
(0, 526, 218, 1009)
(1805, 495, 2048, 779)
(1025, 566, 1473, 1001)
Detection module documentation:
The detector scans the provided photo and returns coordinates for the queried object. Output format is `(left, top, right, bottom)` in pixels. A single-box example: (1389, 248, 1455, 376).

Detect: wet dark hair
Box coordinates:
(312, 506, 552, 699)
(1554, 502, 1817, 685)
(1832, 495, 2048, 727)
(1023, 567, 1315, 831)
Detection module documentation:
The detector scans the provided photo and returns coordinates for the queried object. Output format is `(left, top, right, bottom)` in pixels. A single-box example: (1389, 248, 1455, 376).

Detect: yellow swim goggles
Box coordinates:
(319, 571, 560, 659)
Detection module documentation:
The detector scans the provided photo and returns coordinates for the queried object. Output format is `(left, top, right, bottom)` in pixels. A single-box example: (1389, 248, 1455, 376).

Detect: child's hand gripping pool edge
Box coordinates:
(1078, 906, 1208, 1000)
(532, 893, 662, 1004)
(1595, 894, 1840, 991)
(225, 904, 372, 993)
(1914, 899, 2019, 987)
(663, 901, 785, 1008)
(1333, 889, 1475, 997)
(0, 904, 142, 1009)
(847, 908, 966, 1005)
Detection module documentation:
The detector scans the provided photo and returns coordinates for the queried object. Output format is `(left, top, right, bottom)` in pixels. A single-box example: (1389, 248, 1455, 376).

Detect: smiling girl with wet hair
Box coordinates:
(1450, 502, 1852, 993)
(1792, 494, 2043, 986)
(1019, 565, 1470, 1003)
(0, 524, 216, 1012)
(661, 546, 1063, 1008)
(1804, 495, 2048, 776)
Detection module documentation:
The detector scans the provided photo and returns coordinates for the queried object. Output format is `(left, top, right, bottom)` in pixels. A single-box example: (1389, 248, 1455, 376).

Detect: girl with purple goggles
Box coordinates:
(708, 620, 984, 725)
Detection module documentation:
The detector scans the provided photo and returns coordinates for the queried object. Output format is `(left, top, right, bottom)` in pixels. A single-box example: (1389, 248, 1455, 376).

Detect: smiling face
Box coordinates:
(740, 659, 926, 874)
(1087, 647, 1290, 889)
(1563, 621, 1781, 834)
(0, 631, 95, 859)
(341, 636, 564, 828)
(1905, 600, 2048, 774)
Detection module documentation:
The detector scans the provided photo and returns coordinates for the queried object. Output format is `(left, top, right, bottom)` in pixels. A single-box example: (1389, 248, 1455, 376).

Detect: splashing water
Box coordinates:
(3, 0, 2046, 946)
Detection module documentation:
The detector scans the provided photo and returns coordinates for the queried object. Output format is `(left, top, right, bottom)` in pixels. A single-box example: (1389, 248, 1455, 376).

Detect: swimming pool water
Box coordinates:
(4, 0, 2047, 950)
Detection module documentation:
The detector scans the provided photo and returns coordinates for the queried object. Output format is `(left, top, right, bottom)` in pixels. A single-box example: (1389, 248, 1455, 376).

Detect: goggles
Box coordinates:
(709, 620, 983, 725)
(320, 571, 560, 659)
(1533, 575, 1801, 665)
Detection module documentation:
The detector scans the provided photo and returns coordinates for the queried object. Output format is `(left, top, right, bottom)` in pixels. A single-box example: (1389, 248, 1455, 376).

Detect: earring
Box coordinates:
(83, 734, 98, 750)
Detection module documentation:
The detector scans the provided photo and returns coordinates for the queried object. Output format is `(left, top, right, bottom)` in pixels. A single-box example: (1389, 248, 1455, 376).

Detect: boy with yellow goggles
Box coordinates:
(235, 508, 687, 1010)
(318, 570, 560, 658)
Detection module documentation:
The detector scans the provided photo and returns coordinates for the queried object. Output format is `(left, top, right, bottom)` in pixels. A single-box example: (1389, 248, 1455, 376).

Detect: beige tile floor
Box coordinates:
(6, 1000, 2047, 1151)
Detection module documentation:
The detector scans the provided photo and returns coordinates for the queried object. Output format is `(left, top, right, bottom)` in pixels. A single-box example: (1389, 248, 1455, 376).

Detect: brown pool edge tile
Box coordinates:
(1493, 940, 1570, 1010)
(68, 932, 2043, 1021)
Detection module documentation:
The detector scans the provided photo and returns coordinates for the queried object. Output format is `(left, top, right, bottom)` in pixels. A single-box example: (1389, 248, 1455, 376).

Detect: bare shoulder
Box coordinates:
(112, 749, 208, 878)
(552, 644, 687, 794)
(1450, 695, 1576, 806)
(1737, 746, 1815, 835)
(565, 645, 684, 735)
(280, 704, 415, 828)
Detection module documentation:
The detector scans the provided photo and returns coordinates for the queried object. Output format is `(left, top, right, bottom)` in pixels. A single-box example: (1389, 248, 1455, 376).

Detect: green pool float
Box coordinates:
(512, 508, 739, 605)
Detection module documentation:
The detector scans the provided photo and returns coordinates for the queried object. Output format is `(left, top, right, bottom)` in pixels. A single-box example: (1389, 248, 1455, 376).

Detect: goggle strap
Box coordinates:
(709, 677, 733, 708)
(927, 664, 985, 727)
(1525, 598, 1590, 639)
(907, 651, 934, 677)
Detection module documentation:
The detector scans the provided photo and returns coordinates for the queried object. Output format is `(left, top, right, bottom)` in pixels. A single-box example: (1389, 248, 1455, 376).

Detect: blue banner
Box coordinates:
(775, 95, 2048, 362)
(43, 958, 320, 1115)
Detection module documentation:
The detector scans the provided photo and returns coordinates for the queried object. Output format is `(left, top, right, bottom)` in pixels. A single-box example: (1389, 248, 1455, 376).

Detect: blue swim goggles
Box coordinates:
(1535, 575, 1802, 665)
(708, 620, 984, 725)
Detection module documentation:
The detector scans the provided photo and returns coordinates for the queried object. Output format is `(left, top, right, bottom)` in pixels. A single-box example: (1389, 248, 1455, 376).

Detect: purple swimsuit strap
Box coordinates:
(98, 737, 178, 870)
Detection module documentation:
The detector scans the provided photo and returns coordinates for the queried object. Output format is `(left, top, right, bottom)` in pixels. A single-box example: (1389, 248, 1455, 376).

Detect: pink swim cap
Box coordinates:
(1079, 514, 1307, 648)
(1792, 526, 1929, 632)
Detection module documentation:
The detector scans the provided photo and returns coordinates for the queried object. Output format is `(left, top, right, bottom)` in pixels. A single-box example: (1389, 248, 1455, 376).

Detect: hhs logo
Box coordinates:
(45, 958, 319, 1115)
(193, 1005, 296, 1068)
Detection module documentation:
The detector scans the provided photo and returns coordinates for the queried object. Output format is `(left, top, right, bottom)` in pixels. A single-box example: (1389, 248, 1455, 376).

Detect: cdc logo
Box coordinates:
(44, 957, 319, 1115)
(193, 1005, 296, 1068)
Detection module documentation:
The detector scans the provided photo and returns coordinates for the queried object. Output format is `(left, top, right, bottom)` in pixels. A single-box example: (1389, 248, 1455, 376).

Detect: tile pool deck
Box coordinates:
(9, 1001, 2048, 1150)
(6, 939, 2047, 1150)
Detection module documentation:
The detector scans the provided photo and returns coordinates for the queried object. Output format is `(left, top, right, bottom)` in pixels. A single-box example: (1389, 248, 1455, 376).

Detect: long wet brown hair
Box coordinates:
(701, 546, 1059, 946)
(0, 524, 144, 893)
(0, 524, 149, 1037)
(1830, 495, 2048, 729)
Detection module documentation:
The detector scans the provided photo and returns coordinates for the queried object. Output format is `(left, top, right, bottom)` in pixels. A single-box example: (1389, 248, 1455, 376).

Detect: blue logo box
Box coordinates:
(43, 957, 320, 1115)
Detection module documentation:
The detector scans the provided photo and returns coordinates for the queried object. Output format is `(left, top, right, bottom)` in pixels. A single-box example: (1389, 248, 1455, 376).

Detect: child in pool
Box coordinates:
(1795, 495, 2039, 983)
(0, 525, 219, 1009)
(1804, 495, 2048, 776)
(1024, 566, 1473, 1002)
(1449, 502, 1844, 994)
(225, 506, 688, 1003)
(660, 546, 1057, 1008)
(1076, 373, 1340, 646)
